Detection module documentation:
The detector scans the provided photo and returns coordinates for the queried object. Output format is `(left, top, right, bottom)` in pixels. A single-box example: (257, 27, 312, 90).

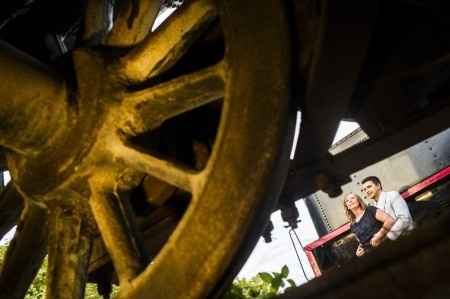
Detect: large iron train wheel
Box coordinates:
(0, 0, 293, 298)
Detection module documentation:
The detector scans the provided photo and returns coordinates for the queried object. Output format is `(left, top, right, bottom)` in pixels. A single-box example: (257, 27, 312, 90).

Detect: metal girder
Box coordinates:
(281, 101, 450, 200)
(292, 0, 378, 159)
(332, 106, 450, 179)
(281, 0, 379, 201)
(353, 53, 450, 139)
(282, 1, 450, 201)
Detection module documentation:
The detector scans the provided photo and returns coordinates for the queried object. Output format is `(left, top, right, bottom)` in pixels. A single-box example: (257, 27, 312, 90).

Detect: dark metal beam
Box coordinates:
(332, 108, 450, 177)
(291, 0, 378, 170)
(281, 102, 450, 201)
(0, 183, 23, 239)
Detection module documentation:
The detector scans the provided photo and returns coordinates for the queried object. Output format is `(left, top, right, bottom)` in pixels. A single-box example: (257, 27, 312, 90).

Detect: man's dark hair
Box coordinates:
(361, 176, 382, 189)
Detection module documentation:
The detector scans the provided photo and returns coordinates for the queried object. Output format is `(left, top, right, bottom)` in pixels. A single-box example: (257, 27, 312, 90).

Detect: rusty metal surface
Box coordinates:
(0, 0, 449, 298)
(0, 0, 293, 298)
(104, 0, 162, 46)
(0, 41, 69, 155)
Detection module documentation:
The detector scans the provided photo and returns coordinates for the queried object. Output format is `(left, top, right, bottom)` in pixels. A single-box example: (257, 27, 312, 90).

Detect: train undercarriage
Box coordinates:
(0, 0, 449, 298)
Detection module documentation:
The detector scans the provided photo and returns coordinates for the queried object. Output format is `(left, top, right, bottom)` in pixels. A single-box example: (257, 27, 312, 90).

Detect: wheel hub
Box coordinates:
(0, 1, 294, 298)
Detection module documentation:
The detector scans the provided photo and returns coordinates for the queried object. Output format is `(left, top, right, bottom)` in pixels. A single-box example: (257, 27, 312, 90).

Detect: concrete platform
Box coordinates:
(278, 211, 450, 299)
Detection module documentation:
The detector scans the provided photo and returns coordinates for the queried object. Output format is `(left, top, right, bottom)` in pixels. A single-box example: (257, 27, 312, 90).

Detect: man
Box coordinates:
(361, 176, 414, 240)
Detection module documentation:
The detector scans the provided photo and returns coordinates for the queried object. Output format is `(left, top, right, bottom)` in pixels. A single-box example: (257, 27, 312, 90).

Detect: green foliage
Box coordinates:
(1, 244, 293, 299)
(222, 265, 296, 299)
(0, 245, 47, 298)
(0, 245, 116, 299)
(24, 257, 47, 299)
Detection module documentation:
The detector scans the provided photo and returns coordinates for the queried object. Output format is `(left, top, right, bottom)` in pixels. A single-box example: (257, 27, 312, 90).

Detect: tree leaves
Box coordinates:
(2, 245, 295, 299)
(222, 265, 294, 299)
(0, 245, 117, 298)
(281, 265, 289, 278)
(258, 272, 273, 283)
(287, 279, 296, 288)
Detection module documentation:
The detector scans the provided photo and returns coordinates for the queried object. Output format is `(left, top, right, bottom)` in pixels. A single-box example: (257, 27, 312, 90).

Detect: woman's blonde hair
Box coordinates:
(343, 193, 367, 223)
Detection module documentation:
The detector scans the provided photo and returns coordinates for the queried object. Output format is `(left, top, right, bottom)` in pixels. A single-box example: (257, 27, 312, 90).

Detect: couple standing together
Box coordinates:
(343, 176, 415, 257)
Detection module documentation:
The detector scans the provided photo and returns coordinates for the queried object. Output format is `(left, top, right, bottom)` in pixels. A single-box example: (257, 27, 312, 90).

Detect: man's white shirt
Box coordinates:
(375, 191, 414, 240)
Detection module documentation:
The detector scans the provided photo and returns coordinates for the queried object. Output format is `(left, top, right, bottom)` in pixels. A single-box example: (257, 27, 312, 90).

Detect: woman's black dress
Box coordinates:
(351, 206, 382, 250)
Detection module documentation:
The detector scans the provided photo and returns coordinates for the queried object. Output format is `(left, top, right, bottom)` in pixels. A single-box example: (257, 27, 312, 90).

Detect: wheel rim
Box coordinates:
(0, 1, 292, 298)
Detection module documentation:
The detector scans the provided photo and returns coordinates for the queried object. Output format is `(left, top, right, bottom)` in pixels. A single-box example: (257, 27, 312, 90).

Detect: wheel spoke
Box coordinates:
(46, 206, 92, 299)
(111, 143, 197, 193)
(120, 63, 224, 135)
(83, 0, 115, 43)
(0, 202, 48, 299)
(89, 186, 147, 285)
(118, 0, 217, 82)
(0, 41, 69, 155)
(0, 183, 24, 239)
(105, 0, 162, 46)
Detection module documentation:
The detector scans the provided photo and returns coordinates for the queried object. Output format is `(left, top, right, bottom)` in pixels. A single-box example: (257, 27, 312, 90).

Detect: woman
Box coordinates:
(343, 193, 395, 257)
